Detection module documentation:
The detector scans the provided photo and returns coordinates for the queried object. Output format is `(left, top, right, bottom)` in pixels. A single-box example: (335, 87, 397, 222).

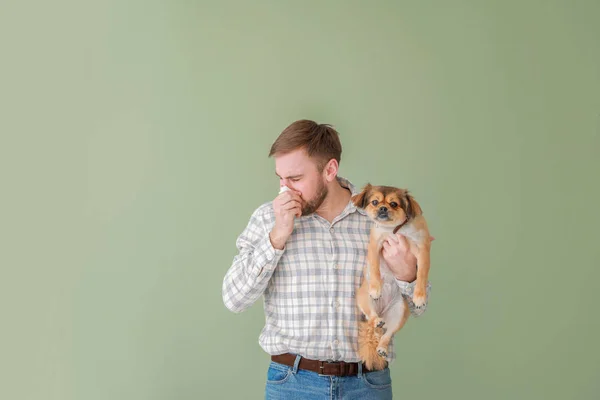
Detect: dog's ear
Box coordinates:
(351, 183, 372, 209)
(404, 191, 422, 219)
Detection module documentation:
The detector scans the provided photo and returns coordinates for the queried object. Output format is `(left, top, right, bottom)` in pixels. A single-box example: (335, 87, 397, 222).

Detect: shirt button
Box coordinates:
(329, 227, 334, 233)
(334, 300, 340, 309)
(333, 264, 339, 269)
(333, 339, 339, 346)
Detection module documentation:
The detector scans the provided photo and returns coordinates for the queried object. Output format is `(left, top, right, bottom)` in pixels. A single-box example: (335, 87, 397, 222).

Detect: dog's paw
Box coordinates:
(376, 347, 388, 358)
(374, 317, 385, 329)
(369, 284, 382, 300)
(412, 289, 426, 309)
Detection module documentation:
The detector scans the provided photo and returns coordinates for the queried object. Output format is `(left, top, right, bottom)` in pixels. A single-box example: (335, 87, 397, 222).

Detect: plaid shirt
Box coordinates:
(222, 177, 431, 364)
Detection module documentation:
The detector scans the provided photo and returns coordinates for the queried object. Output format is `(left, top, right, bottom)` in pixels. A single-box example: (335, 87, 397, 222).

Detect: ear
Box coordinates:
(323, 158, 339, 182)
(404, 192, 422, 219)
(351, 183, 372, 208)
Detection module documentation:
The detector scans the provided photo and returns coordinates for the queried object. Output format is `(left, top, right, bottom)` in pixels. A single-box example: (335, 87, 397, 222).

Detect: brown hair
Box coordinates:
(268, 119, 342, 171)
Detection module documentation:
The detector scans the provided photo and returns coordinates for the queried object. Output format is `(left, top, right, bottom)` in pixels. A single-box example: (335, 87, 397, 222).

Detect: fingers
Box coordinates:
(382, 234, 410, 258)
(281, 199, 301, 217)
(281, 197, 301, 207)
(276, 190, 301, 206)
(274, 189, 302, 219)
(382, 241, 399, 257)
(282, 200, 302, 212)
(279, 196, 302, 209)
(388, 234, 399, 243)
(395, 233, 410, 247)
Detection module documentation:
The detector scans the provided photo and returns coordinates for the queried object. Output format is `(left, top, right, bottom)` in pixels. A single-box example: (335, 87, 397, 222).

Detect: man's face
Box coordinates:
(274, 148, 329, 216)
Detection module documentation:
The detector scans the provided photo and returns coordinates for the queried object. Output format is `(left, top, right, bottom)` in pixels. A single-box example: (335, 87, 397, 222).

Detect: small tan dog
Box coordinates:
(351, 184, 432, 370)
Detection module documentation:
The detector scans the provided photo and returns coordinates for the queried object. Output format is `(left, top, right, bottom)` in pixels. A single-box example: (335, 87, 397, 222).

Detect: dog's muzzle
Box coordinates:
(377, 206, 389, 219)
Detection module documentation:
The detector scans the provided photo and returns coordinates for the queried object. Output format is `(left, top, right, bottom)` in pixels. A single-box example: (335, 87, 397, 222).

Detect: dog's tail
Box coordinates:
(357, 319, 387, 371)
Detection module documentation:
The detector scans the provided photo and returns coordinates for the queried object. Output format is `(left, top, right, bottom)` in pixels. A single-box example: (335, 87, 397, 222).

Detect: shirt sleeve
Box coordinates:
(222, 207, 284, 313)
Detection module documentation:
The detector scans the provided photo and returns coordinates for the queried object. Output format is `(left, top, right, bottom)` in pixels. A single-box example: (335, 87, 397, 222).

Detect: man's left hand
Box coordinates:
(381, 234, 435, 282)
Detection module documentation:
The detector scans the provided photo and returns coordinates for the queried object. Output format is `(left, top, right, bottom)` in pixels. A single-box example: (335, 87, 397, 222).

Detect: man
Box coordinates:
(222, 120, 431, 399)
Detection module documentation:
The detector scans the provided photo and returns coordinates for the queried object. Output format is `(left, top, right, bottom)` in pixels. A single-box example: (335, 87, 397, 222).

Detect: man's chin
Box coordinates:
(301, 185, 328, 216)
(301, 206, 315, 216)
(301, 201, 321, 216)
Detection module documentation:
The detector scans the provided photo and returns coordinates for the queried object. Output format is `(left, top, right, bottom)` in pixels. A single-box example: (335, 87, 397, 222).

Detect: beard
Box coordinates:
(301, 179, 329, 216)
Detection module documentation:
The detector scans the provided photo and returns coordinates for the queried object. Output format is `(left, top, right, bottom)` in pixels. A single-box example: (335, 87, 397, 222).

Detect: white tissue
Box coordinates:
(279, 185, 290, 194)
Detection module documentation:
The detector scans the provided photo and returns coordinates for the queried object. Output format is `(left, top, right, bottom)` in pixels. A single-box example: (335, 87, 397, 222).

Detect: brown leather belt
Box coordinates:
(271, 353, 380, 377)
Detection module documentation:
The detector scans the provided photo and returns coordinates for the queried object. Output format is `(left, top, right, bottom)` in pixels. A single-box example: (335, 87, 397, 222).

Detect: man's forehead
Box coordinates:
(275, 154, 313, 177)
(275, 161, 304, 177)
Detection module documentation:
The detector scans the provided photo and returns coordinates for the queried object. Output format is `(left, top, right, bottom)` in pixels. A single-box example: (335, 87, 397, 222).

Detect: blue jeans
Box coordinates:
(265, 355, 393, 399)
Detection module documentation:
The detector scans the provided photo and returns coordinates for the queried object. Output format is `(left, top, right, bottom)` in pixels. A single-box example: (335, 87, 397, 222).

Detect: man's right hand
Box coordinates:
(270, 189, 302, 250)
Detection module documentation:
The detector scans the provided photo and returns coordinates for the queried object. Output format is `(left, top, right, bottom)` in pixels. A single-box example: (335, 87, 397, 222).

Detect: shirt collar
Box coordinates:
(337, 176, 368, 217)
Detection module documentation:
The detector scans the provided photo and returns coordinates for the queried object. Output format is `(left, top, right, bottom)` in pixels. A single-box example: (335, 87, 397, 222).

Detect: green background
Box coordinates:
(2, 1, 599, 399)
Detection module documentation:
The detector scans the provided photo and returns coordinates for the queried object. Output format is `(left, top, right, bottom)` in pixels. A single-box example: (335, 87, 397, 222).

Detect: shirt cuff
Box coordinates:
(253, 234, 285, 276)
(394, 278, 416, 297)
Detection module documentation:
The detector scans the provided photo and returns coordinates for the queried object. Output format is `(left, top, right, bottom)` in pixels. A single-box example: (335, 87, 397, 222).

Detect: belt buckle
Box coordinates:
(321, 360, 347, 377)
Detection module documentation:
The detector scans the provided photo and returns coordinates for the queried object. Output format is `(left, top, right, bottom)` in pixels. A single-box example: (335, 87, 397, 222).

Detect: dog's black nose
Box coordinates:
(378, 206, 388, 213)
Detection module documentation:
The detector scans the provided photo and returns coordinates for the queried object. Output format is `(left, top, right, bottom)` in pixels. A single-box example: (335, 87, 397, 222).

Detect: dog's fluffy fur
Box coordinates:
(357, 315, 388, 371)
(352, 184, 431, 370)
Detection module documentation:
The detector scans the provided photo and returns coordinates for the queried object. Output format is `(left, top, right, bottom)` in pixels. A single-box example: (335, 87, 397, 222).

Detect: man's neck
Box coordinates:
(315, 180, 352, 223)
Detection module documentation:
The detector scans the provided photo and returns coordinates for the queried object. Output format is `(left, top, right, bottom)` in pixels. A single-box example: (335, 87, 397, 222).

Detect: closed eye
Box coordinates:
(276, 173, 302, 183)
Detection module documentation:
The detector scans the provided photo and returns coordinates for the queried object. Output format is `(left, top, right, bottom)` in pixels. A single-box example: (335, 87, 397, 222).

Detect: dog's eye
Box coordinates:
(390, 202, 398, 208)
(371, 200, 379, 206)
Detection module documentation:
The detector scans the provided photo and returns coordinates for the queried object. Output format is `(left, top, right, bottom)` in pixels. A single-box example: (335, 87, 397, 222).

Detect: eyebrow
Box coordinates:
(276, 173, 303, 179)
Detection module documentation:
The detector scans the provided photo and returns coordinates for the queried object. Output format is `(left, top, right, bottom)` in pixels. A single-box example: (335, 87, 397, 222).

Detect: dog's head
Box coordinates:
(351, 183, 422, 227)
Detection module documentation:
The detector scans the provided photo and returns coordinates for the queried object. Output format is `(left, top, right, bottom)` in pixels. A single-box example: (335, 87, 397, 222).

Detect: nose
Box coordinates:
(378, 206, 388, 213)
(280, 182, 298, 195)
